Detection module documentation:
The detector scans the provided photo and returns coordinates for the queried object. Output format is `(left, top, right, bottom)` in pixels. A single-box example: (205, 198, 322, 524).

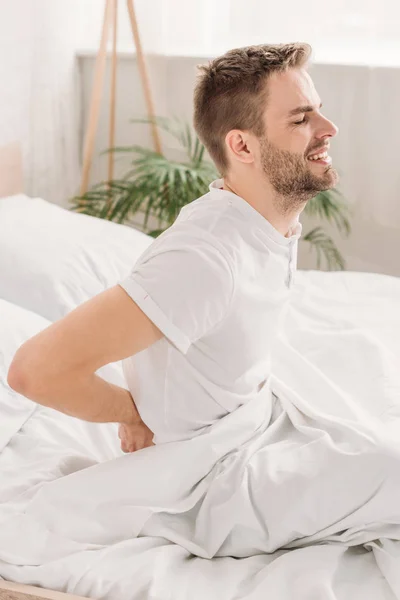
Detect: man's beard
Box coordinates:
(259, 137, 339, 214)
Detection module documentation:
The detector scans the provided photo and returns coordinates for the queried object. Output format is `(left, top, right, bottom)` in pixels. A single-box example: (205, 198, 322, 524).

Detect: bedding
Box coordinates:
(0, 194, 152, 321)
(1, 268, 400, 599)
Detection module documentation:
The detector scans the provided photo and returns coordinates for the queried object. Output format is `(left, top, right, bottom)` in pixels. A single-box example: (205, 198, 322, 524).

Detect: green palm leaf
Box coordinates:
(305, 189, 352, 237)
(302, 226, 346, 271)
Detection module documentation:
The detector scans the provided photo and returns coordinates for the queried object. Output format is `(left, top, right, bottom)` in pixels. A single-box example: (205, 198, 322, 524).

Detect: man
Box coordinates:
(7, 43, 338, 453)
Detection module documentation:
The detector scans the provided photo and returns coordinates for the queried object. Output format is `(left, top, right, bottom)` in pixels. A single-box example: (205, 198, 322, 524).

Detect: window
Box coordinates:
(77, 0, 400, 65)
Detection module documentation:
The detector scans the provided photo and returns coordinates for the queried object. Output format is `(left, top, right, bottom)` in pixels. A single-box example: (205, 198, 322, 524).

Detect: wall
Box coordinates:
(0, 0, 81, 205)
(0, 1, 33, 178)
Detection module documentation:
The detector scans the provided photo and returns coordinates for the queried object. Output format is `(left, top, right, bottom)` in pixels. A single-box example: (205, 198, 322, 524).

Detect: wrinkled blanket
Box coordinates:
(1, 270, 400, 600)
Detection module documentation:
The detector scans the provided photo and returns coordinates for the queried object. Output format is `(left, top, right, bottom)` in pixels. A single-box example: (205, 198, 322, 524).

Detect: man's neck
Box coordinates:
(222, 179, 303, 238)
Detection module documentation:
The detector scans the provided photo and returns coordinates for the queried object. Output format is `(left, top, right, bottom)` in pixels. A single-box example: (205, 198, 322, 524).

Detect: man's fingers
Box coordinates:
(119, 419, 155, 453)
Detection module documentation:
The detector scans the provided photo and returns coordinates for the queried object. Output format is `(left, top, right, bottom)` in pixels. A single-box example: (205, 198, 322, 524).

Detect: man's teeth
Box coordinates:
(308, 151, 328, 161)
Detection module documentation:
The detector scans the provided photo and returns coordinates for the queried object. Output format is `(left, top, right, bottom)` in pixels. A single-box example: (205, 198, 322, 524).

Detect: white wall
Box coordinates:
(0, 0, 81, 204)
(0, 0, 37, 183)
(77, 52, 400, 277)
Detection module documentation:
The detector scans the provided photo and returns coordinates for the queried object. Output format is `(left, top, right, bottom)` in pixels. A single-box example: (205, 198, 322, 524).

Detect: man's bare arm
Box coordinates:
(10, 369, 141, 424)
(7, 285, 163, 424)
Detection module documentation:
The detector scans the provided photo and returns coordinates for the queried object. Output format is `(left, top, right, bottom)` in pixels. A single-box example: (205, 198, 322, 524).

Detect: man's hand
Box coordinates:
(118, 419, 155, 453)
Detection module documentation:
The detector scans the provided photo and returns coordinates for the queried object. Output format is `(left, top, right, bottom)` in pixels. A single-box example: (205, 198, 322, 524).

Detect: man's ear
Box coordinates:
(225, 130, 256, 165)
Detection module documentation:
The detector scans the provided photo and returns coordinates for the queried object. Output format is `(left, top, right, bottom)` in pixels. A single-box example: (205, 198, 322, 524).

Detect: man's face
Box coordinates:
(258, 68, 339, 208)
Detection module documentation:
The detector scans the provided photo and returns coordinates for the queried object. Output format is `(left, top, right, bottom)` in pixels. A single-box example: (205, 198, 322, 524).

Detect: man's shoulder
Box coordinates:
(151, 219, 233, 264)
(135, 214, 236, 286)
(177, 190, 244, 244)
(136, 187, 247, 275)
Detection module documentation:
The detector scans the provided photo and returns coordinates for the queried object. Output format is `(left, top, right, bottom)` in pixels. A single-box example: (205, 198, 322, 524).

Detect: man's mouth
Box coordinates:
(307, 148, 332, 166)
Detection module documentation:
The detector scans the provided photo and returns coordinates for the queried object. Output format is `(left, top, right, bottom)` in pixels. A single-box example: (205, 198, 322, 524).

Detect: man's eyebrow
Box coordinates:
(288, 102, 323, 116)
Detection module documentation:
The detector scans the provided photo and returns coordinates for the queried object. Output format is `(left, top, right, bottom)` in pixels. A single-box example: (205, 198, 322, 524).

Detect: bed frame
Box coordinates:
(0, 143, 91, 600)
(0, 581, 88, 600)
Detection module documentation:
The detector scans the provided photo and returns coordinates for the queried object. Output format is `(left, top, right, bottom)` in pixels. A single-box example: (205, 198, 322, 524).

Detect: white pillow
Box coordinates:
(0, 194, 153, 321)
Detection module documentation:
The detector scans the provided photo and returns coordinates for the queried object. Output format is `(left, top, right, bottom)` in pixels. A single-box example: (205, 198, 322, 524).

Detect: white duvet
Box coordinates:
(1, 269, 400, 600)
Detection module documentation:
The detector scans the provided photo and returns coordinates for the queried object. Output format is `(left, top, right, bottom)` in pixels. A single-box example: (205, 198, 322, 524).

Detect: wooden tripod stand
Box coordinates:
(78, 0, 162, 208)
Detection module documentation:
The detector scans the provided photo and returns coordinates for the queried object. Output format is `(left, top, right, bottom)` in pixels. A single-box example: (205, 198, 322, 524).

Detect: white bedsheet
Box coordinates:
(1, 269, 400, 600)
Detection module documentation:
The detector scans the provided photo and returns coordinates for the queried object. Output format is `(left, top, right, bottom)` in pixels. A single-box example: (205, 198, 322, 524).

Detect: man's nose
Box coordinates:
(318, 116, 339, 139)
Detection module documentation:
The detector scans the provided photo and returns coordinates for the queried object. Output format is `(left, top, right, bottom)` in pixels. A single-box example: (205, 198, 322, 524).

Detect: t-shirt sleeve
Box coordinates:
(117, 227, 235, 355)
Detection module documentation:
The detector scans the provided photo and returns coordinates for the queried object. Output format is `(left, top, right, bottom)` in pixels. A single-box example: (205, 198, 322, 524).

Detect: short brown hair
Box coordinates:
(193, 43, 312, 174)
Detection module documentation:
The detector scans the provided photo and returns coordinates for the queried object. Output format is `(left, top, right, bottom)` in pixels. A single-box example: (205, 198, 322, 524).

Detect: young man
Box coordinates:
(7, 43, 338, 452)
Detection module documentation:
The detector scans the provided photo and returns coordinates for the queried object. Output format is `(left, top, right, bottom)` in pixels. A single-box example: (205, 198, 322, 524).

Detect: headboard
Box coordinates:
(0, 142, 23, 198)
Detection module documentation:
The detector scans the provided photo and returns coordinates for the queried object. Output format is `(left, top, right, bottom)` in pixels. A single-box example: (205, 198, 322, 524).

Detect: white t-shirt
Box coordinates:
(117, 179, 302, 444)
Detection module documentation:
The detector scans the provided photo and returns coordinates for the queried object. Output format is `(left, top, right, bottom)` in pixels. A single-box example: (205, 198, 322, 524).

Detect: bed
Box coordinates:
(1, 144, 400, 600)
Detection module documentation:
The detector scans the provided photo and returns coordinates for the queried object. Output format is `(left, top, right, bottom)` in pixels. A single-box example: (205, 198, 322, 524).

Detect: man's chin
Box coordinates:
(316, 167, 339, 191)
(325, 166, 339, 188)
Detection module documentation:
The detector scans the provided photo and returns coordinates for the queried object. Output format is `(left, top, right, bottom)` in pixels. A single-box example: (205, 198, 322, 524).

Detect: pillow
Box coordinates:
(0, 194, 153, 321)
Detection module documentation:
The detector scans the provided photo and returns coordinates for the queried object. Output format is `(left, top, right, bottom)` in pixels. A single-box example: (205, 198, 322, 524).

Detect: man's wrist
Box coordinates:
(123, 389, 142, 425)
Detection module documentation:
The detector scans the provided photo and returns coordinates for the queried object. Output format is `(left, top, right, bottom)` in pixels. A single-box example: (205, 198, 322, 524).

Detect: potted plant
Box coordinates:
(70, 117, 351, 270)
